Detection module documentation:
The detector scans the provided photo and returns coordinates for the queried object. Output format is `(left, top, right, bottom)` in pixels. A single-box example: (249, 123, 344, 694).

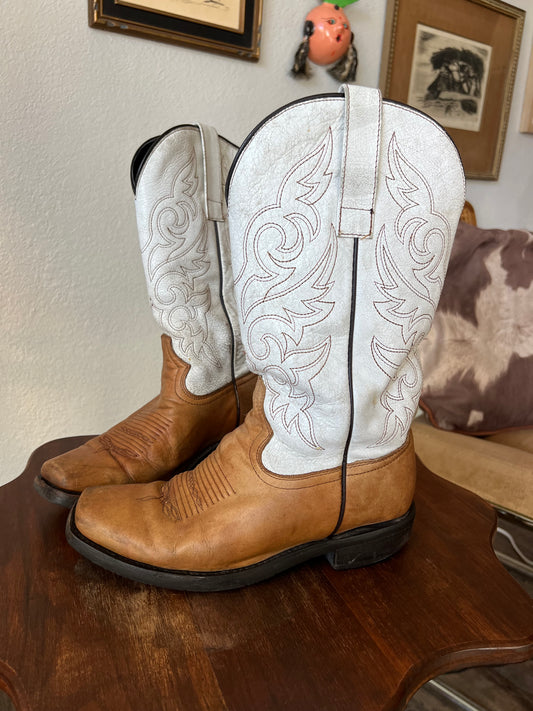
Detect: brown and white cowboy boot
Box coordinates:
(36, 125, 256, 507)
(66, 85, 465, 589)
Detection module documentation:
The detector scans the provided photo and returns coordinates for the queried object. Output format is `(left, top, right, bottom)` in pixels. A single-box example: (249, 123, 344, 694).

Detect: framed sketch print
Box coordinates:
(89, 0, 263, 61)
(379, 0, 525, 179)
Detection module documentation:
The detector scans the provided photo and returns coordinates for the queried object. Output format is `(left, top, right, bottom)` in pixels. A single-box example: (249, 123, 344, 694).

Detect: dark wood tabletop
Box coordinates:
(1, 437, 532, 711)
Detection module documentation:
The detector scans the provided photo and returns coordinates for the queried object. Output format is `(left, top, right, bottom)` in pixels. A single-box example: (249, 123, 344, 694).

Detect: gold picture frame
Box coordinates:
(520, 45, 533, 133)
(379, 0, 525, 180)
(89, 0, 262, 61)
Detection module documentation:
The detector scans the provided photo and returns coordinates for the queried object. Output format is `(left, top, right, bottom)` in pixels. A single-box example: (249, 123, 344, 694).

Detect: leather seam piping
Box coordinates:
(214, 220, 241, 428)
(250, 397, 412, 491)
(330, 238, 358, 535)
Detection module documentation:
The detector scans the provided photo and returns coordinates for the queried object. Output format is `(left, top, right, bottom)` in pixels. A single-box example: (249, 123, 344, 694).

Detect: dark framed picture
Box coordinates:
(379, 0, 525, 179)
(89, 0, 263, 61)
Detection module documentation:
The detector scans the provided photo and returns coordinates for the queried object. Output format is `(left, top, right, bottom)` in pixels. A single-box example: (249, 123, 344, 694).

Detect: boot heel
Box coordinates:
(326, 504, 415, 571)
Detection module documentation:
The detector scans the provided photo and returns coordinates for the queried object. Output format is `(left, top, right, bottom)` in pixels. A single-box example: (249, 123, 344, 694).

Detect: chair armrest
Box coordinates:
(485, 429, 533, 455)
(412, 418, 533, 521)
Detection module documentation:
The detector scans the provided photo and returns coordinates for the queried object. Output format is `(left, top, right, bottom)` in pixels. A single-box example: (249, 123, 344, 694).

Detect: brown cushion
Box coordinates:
(419, 220, 533, 435)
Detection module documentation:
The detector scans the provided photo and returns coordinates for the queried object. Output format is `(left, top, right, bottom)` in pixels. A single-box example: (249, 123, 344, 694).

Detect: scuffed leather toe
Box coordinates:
(73, 481, 176, 566)
(41, 439, 131, 493)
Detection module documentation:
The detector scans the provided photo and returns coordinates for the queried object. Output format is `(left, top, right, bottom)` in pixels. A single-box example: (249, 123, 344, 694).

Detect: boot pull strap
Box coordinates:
(196, 123, 225, 222)
(337, 84, 382, 239)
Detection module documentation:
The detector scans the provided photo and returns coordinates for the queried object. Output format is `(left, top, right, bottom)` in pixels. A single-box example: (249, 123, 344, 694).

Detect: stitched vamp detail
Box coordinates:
(160, 458, 236, 521)
(100, 411, 171, 459)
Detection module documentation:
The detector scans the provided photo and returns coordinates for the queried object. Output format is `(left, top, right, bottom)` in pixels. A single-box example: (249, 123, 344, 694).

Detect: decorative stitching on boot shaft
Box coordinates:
(164, 334, 256, 405)
(234, 131, 338, 452)
(241, 380, 415, 489)
(371, 133, 452, 448)
(141, 144, 220, 368)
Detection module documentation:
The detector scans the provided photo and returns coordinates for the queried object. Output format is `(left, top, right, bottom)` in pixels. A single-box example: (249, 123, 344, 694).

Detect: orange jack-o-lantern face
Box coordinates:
(307, 3, 351, 66)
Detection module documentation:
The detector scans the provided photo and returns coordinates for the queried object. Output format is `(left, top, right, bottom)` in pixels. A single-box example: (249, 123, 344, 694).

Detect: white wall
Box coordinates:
(1, 0, 532, 485)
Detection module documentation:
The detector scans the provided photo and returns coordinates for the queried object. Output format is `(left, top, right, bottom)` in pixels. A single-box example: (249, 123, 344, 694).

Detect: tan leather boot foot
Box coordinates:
(36, 335, 256, 507)
(67, 381, 416, 591)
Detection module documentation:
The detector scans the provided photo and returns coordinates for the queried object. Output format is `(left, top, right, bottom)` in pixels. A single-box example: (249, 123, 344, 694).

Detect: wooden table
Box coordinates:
(1, 437, 532, 711)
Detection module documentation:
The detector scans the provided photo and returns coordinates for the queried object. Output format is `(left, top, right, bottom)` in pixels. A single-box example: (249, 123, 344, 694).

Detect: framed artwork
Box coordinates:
(520, 45, 533, 134)
(379, 0, 525, 179)
(89, 0, 263, 61)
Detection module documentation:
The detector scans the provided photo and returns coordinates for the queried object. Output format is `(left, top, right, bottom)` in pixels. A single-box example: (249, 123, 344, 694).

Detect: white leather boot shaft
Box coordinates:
(135, 124, 247, 396)
(227, 85, 465, 475)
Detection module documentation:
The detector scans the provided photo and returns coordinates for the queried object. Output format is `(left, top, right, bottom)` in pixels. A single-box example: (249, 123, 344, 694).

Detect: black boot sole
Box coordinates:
(33, 475, 80, 508)
(33, 474, 80, 509)
(33, 441, 220, 508)
(66, 503, 415, 592)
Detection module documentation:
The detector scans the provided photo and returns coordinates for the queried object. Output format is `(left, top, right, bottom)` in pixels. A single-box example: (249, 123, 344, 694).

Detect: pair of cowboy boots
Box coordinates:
(38, 85, 465, 592)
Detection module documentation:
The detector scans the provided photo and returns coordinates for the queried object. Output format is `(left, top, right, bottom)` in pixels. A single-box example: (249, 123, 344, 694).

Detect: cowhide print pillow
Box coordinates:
(419, 220, 533, 435)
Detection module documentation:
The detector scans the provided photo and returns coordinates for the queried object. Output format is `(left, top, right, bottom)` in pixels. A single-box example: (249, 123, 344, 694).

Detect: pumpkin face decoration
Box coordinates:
(291, 1, 359, 83)
(307, 3, 351, 66)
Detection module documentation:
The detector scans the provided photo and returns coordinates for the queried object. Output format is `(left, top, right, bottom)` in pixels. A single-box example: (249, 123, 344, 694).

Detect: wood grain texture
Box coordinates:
(1, 438, 532, 711)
